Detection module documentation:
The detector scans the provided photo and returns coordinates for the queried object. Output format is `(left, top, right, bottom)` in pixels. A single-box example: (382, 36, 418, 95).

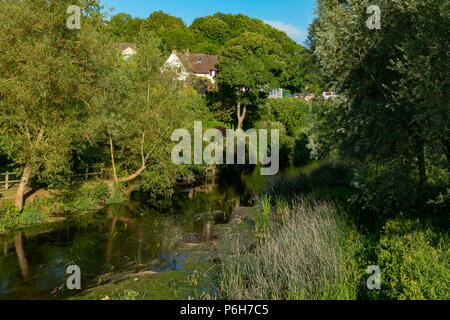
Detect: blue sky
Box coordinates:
(101, 0, 317, 44)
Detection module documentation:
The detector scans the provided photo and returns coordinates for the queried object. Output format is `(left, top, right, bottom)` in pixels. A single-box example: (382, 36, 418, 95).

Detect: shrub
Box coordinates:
(91, 183, 111, 205)
(0, 201, 20, 218)
(75, 182, 112, 211)
(108, 187, 123, 205)
(373, 218, 450, 300)
(0, 201, 21, 230)
(19, 207, 45, 226)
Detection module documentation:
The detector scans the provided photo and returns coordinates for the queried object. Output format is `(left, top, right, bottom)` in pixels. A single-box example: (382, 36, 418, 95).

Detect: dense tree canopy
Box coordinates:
(92, 31, 209, 198)
(309, 0, 449, 212)
(216, 32, 287, 129)
(0, 0, 115, 209)
(108, 13, 143, 42)
(107, 11, 317, 93)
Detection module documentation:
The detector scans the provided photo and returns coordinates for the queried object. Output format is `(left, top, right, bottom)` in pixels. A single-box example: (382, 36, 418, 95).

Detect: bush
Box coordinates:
(218, 197, 358, 300)
(91, 183, 111, 205)
(75, 182, 112, 211)
(0, 201, 20, 230)
(373, 218, 450, 300)
(0, 201, 20, 218)
(0, 199, 47, 228)
(19, 207, 45, 226)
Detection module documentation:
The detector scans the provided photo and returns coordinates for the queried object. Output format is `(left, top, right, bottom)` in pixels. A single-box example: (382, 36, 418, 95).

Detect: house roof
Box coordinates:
(114, 42, 137, 51)
(188, 54, 218, 74)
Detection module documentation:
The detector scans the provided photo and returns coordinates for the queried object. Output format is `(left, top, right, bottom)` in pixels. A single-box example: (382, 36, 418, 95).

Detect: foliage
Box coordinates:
(373, 218, 450, 300)
(73, 182, 111, 211)
(107, 13, 143, 42)
(0, 201, 20, 229)
(0, 198, 47, 228)
(189, 12, 317, 92)
(216, 32, 287, 128)
(141, 11, 195, 53)
(310, 0, 449, 188)
(19, 206, 45, 226)
(0, 0, 115, 207)
(108, 11, 317, 92)
(92, 31, 209, 196)
(256, 98, 312, 165)
(263, 162, 355, 202)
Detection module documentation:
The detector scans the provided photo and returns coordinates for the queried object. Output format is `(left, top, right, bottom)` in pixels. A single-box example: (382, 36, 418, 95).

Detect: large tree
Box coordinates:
(310, 0, 449, 186)
(92, 32, 209, 198)
(141, 11, 195, 54)
(0, 0, 114, 209)
(108, 13, 143, 42)
(190, 13, 317, 93)
(216, 32, 287, 129)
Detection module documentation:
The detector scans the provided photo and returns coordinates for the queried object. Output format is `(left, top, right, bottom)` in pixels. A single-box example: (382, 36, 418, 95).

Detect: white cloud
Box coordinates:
(263, 20, 306, 43)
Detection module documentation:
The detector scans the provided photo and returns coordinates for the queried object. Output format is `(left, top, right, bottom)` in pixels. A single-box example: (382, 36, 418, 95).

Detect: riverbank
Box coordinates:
(0, 180, 122, 232)
(215, 164, 449, 300)
(2, 162, 447, 300)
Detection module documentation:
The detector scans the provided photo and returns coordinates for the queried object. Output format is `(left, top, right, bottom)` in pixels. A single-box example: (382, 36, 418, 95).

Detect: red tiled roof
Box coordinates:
(188, 54, 218, 74)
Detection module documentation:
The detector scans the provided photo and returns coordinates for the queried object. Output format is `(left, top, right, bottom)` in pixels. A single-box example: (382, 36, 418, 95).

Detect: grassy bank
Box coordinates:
(218, 198, 358, 299)
(0, 181, 122, 231)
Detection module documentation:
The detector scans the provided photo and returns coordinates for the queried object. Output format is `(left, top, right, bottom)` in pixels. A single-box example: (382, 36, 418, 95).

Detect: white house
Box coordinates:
(115, 43, 137, 60)
(161, 47, 190, 81)
(162, 47, 219, 84)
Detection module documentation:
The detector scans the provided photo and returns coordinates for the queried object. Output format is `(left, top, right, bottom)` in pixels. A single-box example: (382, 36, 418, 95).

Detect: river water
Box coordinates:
(0, 164, 315, 300)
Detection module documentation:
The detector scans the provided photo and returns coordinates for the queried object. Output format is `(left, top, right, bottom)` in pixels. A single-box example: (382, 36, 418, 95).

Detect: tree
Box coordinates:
(216, 32, 287, 129)
(310, 0, 449, 187)
(92, 32, 209, 197)
(108, 13, 143, 42)
(142, 11, 195, 54)
(189, 16, 230, 54)
(0, 0, 114, 209)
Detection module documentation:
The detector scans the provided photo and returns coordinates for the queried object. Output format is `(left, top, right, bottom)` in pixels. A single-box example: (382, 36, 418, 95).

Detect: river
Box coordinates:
(0, 163, 317, 300)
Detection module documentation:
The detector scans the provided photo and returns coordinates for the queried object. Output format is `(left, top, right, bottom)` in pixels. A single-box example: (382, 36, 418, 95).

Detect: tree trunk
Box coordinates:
(108, 131, 119, 186)
(237, 99, 246, 130)
(118, 165, 146, 183)
(417, 142, 427, 186)
(15, 165, 31, 210)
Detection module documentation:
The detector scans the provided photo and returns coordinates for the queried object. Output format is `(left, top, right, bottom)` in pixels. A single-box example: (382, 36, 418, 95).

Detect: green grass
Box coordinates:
(254, 195, 271, 234)
(217, 196, 358, 300)
(0, 181, 115, 231)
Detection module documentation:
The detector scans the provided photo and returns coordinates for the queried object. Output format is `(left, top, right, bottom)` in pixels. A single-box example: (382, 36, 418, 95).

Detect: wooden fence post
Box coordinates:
(85, 167, 89, 181)
(5, 172, 9, 190)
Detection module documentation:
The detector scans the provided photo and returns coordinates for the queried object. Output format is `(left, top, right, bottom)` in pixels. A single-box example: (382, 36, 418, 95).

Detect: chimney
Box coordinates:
(172, 46, 177, 54)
